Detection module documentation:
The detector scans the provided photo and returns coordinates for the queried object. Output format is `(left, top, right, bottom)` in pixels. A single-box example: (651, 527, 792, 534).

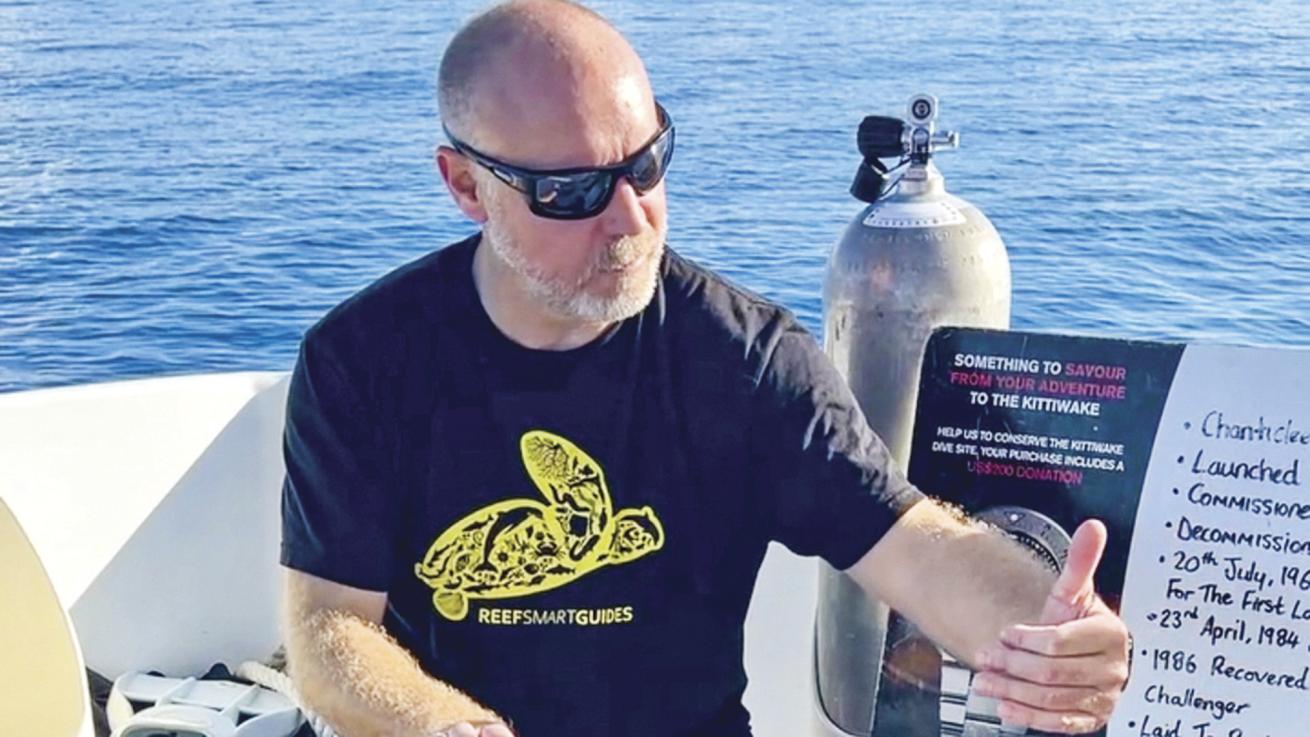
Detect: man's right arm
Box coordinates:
(281, 567, 513, 737)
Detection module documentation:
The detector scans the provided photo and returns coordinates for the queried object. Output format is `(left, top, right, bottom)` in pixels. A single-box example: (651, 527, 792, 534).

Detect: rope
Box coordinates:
(237, 660, 340, 737)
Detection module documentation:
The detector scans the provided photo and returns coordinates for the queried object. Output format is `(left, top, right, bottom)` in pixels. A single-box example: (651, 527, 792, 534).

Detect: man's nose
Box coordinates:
(600, 177, 648, 236)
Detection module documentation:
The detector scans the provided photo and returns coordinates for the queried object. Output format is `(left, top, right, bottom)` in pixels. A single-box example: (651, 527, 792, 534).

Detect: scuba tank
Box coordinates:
(813, 94, 1012, 736)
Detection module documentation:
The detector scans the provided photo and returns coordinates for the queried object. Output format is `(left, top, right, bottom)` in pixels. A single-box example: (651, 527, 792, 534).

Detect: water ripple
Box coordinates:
(1, 0, 1308, 392)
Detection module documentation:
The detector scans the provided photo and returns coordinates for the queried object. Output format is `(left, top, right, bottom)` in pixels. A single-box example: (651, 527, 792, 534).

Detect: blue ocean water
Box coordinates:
(2, 0, 1308, 393)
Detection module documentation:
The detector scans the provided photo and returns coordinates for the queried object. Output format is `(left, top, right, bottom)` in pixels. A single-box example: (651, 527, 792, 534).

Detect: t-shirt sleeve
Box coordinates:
(749, 318, 925, 571)
(280, 326, 397, 592)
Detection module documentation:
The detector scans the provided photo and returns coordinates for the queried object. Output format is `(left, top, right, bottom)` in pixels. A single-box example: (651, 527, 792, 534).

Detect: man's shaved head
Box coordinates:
(438, 0, 650, 148)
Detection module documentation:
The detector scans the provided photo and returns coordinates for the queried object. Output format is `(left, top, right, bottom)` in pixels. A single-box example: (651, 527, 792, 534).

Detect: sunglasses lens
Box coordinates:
(523, 109, 673, 219)
(628, 128, 674, 194)
(535, 171, 614, 217)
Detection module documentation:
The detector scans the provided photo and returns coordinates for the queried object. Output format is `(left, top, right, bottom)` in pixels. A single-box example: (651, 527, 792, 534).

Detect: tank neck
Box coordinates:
(897, 161, 946, 197)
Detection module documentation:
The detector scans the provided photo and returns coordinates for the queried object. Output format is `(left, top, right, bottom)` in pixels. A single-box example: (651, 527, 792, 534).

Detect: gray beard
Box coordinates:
(482, 224, 663, 324)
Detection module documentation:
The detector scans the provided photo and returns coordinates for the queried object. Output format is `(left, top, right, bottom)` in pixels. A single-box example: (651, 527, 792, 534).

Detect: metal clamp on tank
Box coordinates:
(814, 94, 1012, 737)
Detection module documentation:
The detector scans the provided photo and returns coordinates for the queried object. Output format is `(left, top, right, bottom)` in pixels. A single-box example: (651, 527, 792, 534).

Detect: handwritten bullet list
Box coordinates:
(1117, 347, 1310, 737)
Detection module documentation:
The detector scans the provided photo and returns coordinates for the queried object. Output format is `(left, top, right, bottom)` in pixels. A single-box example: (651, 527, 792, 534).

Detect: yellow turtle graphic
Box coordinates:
(414, 430, 665, 621)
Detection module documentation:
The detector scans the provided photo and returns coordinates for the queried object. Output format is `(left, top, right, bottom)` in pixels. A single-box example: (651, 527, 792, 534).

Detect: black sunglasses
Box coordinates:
(443, 101, 675, 220)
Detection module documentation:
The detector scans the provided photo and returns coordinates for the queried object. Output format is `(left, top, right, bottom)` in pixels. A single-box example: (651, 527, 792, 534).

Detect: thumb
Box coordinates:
(1039, 519, 1107, 625)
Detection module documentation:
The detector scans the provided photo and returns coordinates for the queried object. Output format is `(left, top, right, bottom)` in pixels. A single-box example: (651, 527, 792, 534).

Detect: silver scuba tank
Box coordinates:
(812, 94, 1012, 736)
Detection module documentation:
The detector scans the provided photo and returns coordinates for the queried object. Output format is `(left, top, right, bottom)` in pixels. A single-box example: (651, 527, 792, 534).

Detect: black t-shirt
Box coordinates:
(280, 233, 924, 737)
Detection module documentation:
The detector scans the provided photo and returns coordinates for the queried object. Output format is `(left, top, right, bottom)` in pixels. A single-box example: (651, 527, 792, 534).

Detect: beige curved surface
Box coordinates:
(0, 498, 88, 737)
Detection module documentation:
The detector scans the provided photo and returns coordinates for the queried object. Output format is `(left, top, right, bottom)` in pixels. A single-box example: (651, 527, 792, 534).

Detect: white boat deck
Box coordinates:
(0, 372, 826, 737)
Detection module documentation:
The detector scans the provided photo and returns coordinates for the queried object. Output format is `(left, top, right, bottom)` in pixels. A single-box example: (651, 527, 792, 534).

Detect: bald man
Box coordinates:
(279, 2, 1131, 737)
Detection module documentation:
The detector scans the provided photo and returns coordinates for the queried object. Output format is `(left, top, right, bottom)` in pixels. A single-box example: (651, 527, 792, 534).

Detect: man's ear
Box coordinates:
(436, 145, 489, 224)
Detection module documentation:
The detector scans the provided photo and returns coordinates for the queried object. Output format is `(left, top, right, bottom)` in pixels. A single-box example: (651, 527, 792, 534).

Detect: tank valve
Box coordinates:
(850, 93, 960, 203)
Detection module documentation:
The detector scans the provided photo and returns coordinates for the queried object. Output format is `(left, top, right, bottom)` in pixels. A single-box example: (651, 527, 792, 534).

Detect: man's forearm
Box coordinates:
(286, 606, 503, 737)
(916, 513, 1057, 665)
(854, 499, 1059, 666)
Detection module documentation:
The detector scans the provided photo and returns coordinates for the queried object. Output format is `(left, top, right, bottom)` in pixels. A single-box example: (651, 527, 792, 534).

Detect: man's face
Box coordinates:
(473, 91, 669, 323)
